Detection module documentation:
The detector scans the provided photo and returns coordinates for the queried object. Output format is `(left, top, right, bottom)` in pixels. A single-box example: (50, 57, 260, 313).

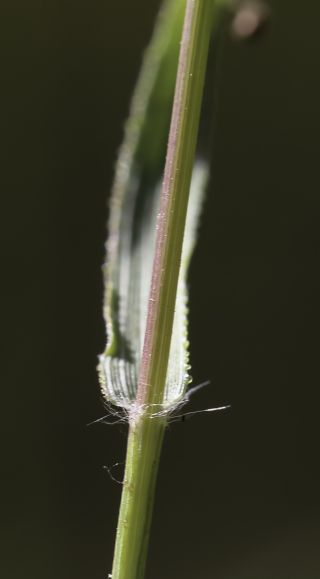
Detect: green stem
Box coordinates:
(111, 1, 215, 578)
(137, 0, 215, 408)
(111, 418, 166, 579)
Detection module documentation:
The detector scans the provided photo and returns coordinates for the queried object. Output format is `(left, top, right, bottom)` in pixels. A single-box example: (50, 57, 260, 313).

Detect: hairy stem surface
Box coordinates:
(111, 2, 215, 578)
(137, 0, 214, 408)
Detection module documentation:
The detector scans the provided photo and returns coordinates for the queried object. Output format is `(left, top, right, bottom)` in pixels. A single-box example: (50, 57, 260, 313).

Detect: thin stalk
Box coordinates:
(111, 2, 215, 578)
(111, 417, 165, 579)
(137, 0, 214, 408)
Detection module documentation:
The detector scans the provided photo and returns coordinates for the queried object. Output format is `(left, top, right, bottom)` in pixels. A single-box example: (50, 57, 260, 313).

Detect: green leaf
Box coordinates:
(98, 0, 212, 413)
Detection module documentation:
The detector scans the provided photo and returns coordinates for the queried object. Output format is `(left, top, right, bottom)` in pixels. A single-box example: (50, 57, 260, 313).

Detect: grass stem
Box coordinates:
(111, 418, 166, 579)
(111, 2, 215, 577)
(137, 0, 215, 409)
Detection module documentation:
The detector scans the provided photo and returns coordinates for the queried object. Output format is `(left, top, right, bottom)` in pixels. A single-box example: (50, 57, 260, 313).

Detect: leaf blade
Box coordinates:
(99, 0, 215, 412)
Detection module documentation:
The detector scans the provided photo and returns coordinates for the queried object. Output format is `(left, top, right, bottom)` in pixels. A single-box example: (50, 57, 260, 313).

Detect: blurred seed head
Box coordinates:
(230, 0, 270, 40)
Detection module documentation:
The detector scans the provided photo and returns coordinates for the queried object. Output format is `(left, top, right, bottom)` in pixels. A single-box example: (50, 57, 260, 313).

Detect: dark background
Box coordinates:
(1, 1, 320, 577)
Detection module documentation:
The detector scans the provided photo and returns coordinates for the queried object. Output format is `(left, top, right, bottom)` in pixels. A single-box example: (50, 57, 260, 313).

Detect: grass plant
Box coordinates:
(98, 1, 221, 577)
